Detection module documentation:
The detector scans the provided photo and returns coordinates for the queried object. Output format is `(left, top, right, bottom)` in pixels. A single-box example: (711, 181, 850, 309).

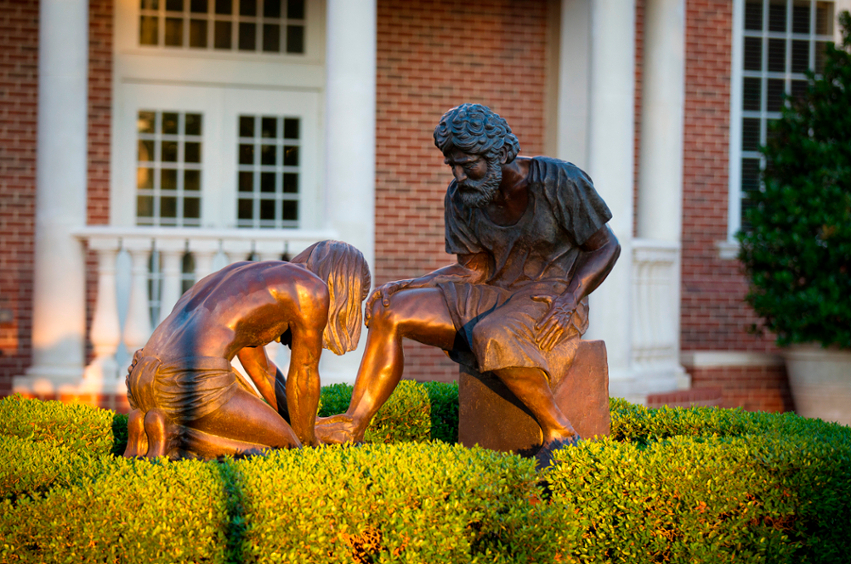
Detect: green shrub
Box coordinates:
(0, 395, 127, 456)
(362, 380, 431, 444)
(235, 443, 557, 563)
(737, 11, 851, 348)
(318, 382, 355, 418)
(422, 380, 459, 443)
(319, 380, 459, 443)
(547, 430, 851, 564)
(0, 457, 232, 564)
(610, 398, 850, 444)
(0, 436, 110, 502)
(2, 393, 851, 563)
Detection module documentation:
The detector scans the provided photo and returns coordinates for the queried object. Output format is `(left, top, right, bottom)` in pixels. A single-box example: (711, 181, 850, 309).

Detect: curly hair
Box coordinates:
(292, 240, 371, 355)
(433, 103, 520, 163)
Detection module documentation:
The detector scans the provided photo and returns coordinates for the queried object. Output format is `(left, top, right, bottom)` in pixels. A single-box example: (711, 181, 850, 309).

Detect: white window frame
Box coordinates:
(114, 84, 320, 230)
(111, 0, 326, 230)
(138, 0, 308, 55)
(726, 0, 847, 253)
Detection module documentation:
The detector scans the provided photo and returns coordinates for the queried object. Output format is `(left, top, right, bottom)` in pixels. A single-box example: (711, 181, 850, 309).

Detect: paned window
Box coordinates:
(139, 0, 305, 54)
(136, 111, 203, 227)
(735, 0, 834, 230)
(236, 115, 301, 228)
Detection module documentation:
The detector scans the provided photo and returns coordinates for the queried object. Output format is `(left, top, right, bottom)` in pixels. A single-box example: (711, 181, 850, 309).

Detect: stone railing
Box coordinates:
(75, 226, 335, 391)
(631, 239, 686, 385)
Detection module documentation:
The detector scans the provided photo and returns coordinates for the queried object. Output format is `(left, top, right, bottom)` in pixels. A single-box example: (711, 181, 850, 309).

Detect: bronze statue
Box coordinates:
(316, 104, 620, 465)
(123, 240, 371, 459)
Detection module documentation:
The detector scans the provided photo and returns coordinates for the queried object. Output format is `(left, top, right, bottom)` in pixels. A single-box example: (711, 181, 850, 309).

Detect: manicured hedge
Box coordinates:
(2, 390, 850, 563)
(0, 394, 127, 455)
(319, 380, 459, 443)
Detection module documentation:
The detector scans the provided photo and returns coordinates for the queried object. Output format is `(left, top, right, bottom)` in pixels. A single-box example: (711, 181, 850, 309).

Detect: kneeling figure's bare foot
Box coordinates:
(315, 415, 364, 445)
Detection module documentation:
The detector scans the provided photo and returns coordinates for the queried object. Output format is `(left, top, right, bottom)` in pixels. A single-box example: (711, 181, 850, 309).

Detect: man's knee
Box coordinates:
(367, 295, 404, 331)
(471, 317, 514, 353)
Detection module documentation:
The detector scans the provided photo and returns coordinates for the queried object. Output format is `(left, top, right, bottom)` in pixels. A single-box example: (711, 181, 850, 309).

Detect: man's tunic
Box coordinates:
(437, 156, 612, 379)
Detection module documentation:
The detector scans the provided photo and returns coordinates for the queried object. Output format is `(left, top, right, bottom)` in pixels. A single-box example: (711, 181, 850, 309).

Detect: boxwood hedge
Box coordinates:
(1, 387, 849, 563)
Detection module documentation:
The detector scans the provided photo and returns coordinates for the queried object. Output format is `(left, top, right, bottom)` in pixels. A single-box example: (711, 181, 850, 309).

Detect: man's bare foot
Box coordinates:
(535, 433, 580, 470)
(315, 414, 365, 445)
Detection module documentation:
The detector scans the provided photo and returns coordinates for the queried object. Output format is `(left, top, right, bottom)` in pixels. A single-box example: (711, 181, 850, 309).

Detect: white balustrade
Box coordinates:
(189, 238, 220, 281)
(254, 239, 286, 262)
(81, 236, 121, 389)
(76, 228, 684, 396)
(631, 239, 682, 376)
(74, 226, 335, 392)
(155, 237, 185, 324)
(122, 237, 154, 355)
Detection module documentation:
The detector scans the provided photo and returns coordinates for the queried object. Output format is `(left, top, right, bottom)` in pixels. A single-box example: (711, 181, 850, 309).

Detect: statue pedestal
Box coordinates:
(458, 340, 610, 456)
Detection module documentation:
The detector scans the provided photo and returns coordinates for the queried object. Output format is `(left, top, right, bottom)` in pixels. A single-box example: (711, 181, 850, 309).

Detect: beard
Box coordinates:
(457, 157, 502, 208)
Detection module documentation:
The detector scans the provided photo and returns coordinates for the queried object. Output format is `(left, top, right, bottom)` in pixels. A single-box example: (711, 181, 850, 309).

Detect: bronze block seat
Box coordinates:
(458, 340, 610, 456)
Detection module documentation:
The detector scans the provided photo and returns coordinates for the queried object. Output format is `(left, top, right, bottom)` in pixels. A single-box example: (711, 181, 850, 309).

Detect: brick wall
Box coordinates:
(688, 364, 793, 413)
(681, 0, 776, 354)
(634, 0, 644, 237)
(85, 0, 113, 364)
(375, 0, 550, 382)
(0, 0, 39, 392)
(0, 0, 112, 389)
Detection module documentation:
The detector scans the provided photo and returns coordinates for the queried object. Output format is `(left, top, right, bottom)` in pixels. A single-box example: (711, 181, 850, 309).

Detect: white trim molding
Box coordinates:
(716, 239, 740, 260)
(681, 350, 784, 368)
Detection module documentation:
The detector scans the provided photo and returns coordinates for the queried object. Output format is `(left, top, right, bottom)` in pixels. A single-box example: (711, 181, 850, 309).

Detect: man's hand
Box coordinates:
(364, 279, 413, 327)
(533, 293, 579, 352)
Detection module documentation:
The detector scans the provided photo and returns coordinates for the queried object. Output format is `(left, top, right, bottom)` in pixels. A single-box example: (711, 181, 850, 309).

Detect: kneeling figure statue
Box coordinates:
(123, 240, 371, 459)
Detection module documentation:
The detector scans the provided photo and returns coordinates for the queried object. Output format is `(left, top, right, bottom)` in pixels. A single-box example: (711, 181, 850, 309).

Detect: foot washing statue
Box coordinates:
(317, 104, 620, 465)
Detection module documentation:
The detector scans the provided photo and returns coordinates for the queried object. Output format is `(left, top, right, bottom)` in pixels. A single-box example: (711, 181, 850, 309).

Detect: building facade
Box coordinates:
(2, 0, 848, 411)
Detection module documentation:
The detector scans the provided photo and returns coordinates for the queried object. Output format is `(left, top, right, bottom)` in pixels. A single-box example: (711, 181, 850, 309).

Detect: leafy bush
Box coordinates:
(738, 11, 851, 348)
(1, 457, 232, 563)
(318, 382, 355, 418)
(0, 394, 127, 456)
(236, 443, 555, 563)
(360, 380, 431, 443)
(0, 435, 110, 502)
(422, 380, 459, 443)
(548, 432, 851, 563)
(2, 393, 851, 563)
(319, 380, 459, 443)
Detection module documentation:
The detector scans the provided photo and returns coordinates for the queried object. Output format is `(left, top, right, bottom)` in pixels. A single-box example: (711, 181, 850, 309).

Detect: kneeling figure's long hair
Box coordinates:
(293, 240, 371, 356)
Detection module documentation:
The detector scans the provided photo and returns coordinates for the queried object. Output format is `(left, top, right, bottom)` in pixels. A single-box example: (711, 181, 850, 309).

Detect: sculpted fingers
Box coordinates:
(364, 290, 382, 327)
(539, 323, 564, 352)
(365, 280, 413, 328)
(531, 295, 555, 330)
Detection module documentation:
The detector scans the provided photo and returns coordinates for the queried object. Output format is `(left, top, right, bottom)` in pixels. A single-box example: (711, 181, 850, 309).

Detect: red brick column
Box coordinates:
(0, 0, 39, 392)
(680, 1, 791, 412)
(681, 0, 774, 353)
(84, 0, 113, 366)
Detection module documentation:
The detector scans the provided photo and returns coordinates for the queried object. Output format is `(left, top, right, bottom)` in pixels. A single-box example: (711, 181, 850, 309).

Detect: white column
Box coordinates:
(582, 0, 637, 397)
(635, 0, 688, 391)
(122, 238, 153, 354)
(189, 239, 220, 281)
(556, 0, 592, 168)
(81, 237, 122, 392)
(322, 0, 377, 383)
(637, 0, 685, 243)
(156, 238, 186, 324)
(18, 0, 89, 390)
(254, 240, 285, 262)
(222, 239, 253, 264)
